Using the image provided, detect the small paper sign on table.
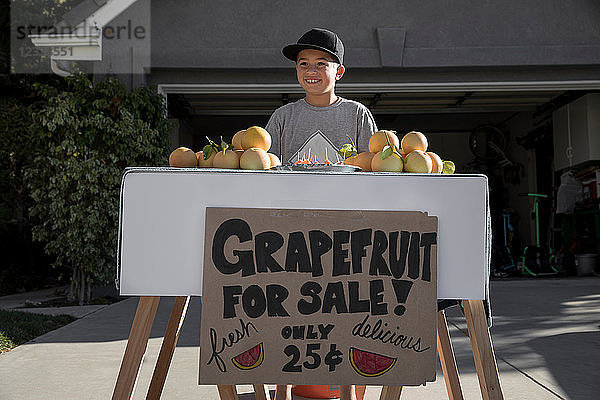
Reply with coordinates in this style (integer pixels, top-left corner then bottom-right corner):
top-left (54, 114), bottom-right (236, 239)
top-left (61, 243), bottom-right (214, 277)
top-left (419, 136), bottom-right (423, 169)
top-left (199, 207), bottom-right (438, 386)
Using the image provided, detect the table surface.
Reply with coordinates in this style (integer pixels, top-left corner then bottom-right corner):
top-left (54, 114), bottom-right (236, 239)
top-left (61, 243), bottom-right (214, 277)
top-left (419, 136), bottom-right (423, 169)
top-left (118, 168), bottom-right (489, 299)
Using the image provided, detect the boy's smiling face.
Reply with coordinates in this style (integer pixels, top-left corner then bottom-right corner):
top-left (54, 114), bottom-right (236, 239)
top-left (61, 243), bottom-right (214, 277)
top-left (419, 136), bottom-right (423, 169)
top-left (296, 49), bottom-right (345, 98)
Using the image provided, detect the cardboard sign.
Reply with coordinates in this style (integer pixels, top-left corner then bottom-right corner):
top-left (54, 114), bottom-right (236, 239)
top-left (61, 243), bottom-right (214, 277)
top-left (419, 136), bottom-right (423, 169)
top-left (199, 207), bottom-right (438, 386)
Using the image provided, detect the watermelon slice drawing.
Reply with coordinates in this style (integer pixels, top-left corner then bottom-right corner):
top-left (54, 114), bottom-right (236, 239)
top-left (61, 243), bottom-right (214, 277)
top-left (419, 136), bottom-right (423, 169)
top-left (349, 347), bottom-right (396, 377)
top-left (231, 342), bottom-right (264, 370)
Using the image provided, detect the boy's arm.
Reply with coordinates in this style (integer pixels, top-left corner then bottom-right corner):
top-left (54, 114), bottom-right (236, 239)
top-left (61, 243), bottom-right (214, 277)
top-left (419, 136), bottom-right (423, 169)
top-left (265, 110), bottom-right (283, 159)
top-left (356, 106), bottom-right (378, 152)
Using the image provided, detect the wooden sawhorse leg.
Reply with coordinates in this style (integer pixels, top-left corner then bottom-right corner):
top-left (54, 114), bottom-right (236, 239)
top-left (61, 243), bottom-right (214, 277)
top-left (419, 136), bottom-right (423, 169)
top-left (375, 309), bottom-right (464, 400)
top-left (379, 386), bottom-right (403, 400)
top-left (113, 296), bottom-right (237, 400)
top-left (376, 304), bottom-right (502, 400)
top-left (253, 384), bottom-right (271, 400)
top-left (113, 298), bottom-right (501, 400)
top-left (112, 296), bottom-right (160, 400)
top-left (463, 299), bottom-right (504, 400)
top-left (437, 310), bottom-right (464, 400)
top-left (147, 296), bottom-right (190, 399)
top-left (355, 385), bottom-right (366, 400)
top-left (217, 385), bottom-right (239, 400)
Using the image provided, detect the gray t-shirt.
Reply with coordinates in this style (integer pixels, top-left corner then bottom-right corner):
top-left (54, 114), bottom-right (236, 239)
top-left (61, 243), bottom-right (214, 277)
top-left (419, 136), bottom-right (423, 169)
top-left (265, 97), bottom-right (378, 163)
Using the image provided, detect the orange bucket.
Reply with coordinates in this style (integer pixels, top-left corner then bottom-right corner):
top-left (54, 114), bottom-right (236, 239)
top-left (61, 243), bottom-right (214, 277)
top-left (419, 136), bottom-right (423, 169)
top-left (292, 385), bottom-right (340, 399)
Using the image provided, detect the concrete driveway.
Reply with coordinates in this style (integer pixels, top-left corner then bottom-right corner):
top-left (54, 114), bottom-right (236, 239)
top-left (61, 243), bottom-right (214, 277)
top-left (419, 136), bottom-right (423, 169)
top-left (0, 277), bottom-right (598, 399)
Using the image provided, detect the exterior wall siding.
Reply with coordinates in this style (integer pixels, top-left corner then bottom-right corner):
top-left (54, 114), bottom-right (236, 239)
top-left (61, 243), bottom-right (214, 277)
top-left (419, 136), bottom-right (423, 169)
top-left (150, 0), bottom-right (600, 69)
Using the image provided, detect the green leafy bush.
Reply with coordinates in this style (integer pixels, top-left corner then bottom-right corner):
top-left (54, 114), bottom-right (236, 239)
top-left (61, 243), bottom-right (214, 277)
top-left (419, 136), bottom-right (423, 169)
top-left (25, 73), bottom-right (170, 304)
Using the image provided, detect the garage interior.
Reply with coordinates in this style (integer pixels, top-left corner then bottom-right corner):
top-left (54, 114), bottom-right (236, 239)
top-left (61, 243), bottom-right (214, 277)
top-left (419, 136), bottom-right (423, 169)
top-left (166, 87), bottom-right (598, 276)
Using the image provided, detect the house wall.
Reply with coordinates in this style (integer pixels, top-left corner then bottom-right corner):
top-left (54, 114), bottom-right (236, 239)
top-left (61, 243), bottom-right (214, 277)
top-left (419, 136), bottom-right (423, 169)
top-left (93, 0), bottom-right (151, 82)
top-left (150, 0), bottom-right (600, 69)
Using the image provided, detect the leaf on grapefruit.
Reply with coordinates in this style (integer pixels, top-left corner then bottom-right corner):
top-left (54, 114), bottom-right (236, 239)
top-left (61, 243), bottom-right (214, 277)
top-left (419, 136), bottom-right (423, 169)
top-left (231, 342), bottom-right (264, 370)
top-left (349, 347), bottom-right (396, 377)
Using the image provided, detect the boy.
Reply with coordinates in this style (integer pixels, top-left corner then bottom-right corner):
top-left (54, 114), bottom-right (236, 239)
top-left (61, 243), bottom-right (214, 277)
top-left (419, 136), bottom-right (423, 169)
top-left (270, 27), bottom-right (371, 400)
top-left (266, 28), bottom-right (377, 164)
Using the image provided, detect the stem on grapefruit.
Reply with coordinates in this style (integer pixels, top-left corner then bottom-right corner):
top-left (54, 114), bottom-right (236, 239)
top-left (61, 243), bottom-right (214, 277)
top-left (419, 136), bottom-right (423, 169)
top-left (346, 134), bottom-right (358, 154)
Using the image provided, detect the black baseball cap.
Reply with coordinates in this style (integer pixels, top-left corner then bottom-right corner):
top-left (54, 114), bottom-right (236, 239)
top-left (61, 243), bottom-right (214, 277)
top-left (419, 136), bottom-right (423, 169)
top-left (282, 28), bottom-right (344, 64)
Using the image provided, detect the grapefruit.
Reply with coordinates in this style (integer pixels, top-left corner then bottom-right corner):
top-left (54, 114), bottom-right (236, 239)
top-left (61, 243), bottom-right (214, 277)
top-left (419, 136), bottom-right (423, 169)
top-left (442, 160), bottom-right (456, 174)
top-left (196, 150), bottom-right (216, 167)
top-left (242, 126), bottom-right (271, 151)
top-left (344, 155), bottom-right (357, 166)
top-left (369, 130), bottom-right (400, 153)
top-left (232, 129), bottom-right (245, 150)
top-left (231, 342), bottom-right (264, 370)
top-left (349, 347), bottom-right (396, 377)
top-left (401, 131), bottom-right (428, 153)
top-left (371, 147), bottom-right (403, 172)
top-left (404, 150), bottom-right (433, 173)
top-left (427, 152), bottom-right (443, 173)
top-left (212, 149), bottom-right (240, 169)
top-left (169, 147), bottom-right (197, 168)
top-left (268, 153), bottom-right (281, 167)
top-left (240, 148), bottom-right (271, 170)
top-left (354, 152), bottom-right (375, 172)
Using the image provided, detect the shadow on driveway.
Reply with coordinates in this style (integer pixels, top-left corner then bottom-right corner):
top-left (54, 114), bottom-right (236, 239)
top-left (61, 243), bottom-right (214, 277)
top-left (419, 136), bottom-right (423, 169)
top-left (526, 331), bottom-right (600, 400)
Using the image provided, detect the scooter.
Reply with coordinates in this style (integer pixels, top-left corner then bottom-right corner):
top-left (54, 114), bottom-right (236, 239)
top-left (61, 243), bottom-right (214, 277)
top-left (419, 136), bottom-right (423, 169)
top-left (520, 193), bottom-right (559, 277)
top-left (492, 210), bottom-right (519, 278)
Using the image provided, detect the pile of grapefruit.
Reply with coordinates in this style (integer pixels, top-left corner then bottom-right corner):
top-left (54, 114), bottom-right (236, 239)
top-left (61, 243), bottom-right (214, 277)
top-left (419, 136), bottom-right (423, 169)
top-left (169, 127), bottom-right (454, 174)
top-left (168, 126), bottom-right (281, 170)
top-left (344, 130), bottom-right (455, 174)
